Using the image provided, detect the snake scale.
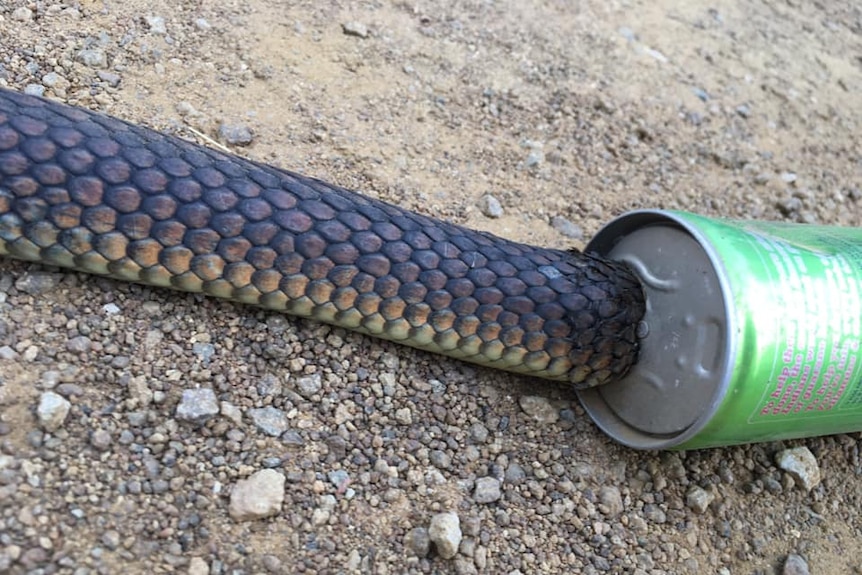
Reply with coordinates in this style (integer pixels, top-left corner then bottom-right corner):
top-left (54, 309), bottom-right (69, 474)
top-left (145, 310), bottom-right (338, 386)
top-left (0, 88), bottom-right (645, 388)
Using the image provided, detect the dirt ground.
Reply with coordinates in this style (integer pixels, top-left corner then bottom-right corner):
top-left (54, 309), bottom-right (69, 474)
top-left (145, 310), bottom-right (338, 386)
top-left (1, 0), bottom-right (861, 573)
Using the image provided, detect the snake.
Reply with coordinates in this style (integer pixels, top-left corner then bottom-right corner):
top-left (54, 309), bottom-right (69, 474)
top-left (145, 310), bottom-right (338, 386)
top-left (0, 88), bottom-right (645, 388)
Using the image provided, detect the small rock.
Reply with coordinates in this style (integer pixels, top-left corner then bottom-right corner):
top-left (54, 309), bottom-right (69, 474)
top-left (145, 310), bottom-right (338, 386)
top-left (551, 216), bottom-right (584, 240)
top-left (643, 503), bottom-right (667, 523)
top-left (478, 195), bottom-right (503, 218)
top-left (220, 401), bottom-right (242, 425)
top-left (430, 450), bottom-right (451, 469)
top-left (101, 530), bottom-right (121, 550)
top-left (218, 123), bottom-right (254, 146)
top-left (12, 7), bottom-right (33, 21)
top-left (395, 407), bottom-right (413, 425)
top-left (598, 486), bottom-right (624, 516)
top-left (469, 422), bottom-right (489, 443)
top-left (188, 557), bottom-right (209, 575)
top-left (77, 48), bottom-right (106, 68)
top-left (15, 272), bottom-right (59, 295)
top-left (90, 429), bottom-right (112, 451)
top-left (311, 494), bottom-right (336, 526)
top-left (41, 72), bottom-right (69, 89)
top-left (504, 462), bottom-right (526, 484)
top-left (518, 395), bottom-right (559, 424)
top-left (776, 447), bottom-right (821, 491)
top-left (194, 18), bottom-right (211, 31)
top-left (685, 486), bottom-right (715, 514)
top-left (783, 554), bottom-right (809, 575)
top-left (780, 172), bottom-right (798, 184)
top-left (0, 346), bottom-right (19, 360)
top-left (66, 336), bottom-right (92, 353)
top-left (692, 87), bottom-right (709, 102)
top-left (37, 392), bottom-right (71, 432)
top-left (328, 469), bottom-right (350, 488)
top-left (97, 71), bottom-right (122, 87)
top-left (23, 84), bottom-right (45, 97)
top-left (175, 388), bottom-right (220, 424)
top-left (342, 21), bottom-right (369, 38)
top-left (145, 15), bottom-right (167, 35)
top-left (248, 407), bottom-right (289, 437)
top-left (295, 373), bottom-right (322, 397)
top-left (229, 469), bottom-right (285, 521)
top-left (175, 101), bottom-right (200, 117)
top-left (473, 477), bottom-right (502, 503)
top-left (429, 512), bottom-right (461, 559)
top-left (404, 527), bottom-right (430, 557)
top-left (735, 104), bottom-right (751, 118)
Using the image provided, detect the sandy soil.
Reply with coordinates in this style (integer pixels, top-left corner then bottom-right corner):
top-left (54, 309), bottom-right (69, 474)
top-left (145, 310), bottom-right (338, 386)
top-left (0, 0), bottom-right (861, 573)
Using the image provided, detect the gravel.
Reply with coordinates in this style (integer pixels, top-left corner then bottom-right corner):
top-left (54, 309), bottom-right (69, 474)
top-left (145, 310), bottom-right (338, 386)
top-left (0, 0), bottom-right (859, 573)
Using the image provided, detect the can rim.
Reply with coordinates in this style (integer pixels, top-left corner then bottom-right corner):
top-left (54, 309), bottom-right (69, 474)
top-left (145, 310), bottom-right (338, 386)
top-left (579, 209), bottom-right (738, 449)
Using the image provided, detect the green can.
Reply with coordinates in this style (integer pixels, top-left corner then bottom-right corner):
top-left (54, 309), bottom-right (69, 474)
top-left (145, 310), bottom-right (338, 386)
top-left (579, 210), bottom-right (862, 450)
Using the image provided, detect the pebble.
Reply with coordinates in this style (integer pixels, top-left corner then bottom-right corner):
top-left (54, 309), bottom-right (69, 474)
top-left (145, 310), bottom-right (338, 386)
top-left (188, 557), bottom-right (209, 575)
top-left (395, 407), bottom-right (413, 425)
top-left (220, 401), bottom-right (243, 425)
top-left (429, 512), bottom-right (462, 559)
top-left (518, 395), bottom-right (559, 424)
top-left (551, 216), bottom-right (585, 240)
top-left (248, 407), bottom-right (289, 437)
top-left (478, 194), bottom-right (503, 218)
top-left (145, 15), bottom-right (167, 35)
top-left (598, 485), bottom-right (624, 516)
top-left (473, 477), bottom-right (502, 503)
top-left (76, 48), bottom-right (106, 68)
top-left (15, 272), bottom-right (59, 295)
top-left (504, 462), bottom-right (526, 484)
top-left (686, 486), bottom-right (715, 514)
top-left (0, 346), bottom-right (18, 360)
top-left (97, 71), bottom-right (122, 87)
top-left (66, 336), bottom-right (92, 353)
top-left (776, 447), bottom-right (821, 491)
top-left (342, 21), bottom-right (369, 38)
top-left (218, 123), bottom-right (254, 146)
top-left (783, 554), bottom-right (810, 575)
top-left (194, 18), bottom-right (211, 31)
top-left (37, 392), bottom-right (71, 432)
top-left (12, 6), bottom-right (33, 21)
top-left (328, 469), bottom-right (350, 488)
top-left (642, 504), bottom-right (667, 523)
top-left (23, 84), bottom-right (45, 97)
top-left (295, 373), bottom-right (322, 397)
top-left (404, 527), bottom-right (430, 557)
top-left (430, 450), bottom-right (452, 469)
top-left (175, 388), bottom-right (220, 425)
top-left (90, 429), bottom-right (112, 451)
top-left (229, 469), bottom-right (286, 521)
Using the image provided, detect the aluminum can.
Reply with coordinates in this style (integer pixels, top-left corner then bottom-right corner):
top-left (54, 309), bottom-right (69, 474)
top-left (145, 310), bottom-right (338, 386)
top-left (579, 210), bottom-right (862, 449)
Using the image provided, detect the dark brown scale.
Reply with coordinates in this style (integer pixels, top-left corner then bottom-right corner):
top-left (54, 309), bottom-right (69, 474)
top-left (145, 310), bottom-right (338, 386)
top-left (0, 88), bottom-right (646, 387)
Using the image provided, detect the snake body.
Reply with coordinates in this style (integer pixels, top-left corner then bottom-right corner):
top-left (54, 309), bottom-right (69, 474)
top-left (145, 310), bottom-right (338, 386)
top-left (0, 88), bottom-right (645, 388)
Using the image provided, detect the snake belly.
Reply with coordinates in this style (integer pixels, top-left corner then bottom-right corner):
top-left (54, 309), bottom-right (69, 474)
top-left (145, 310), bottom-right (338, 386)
top-left (0, 88), bottom-right (645, 388)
